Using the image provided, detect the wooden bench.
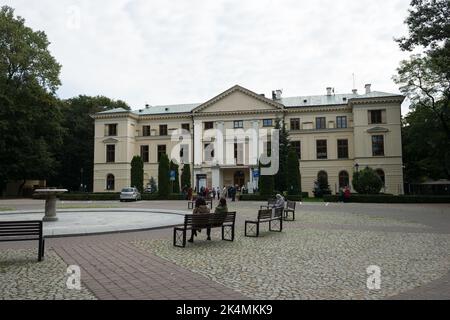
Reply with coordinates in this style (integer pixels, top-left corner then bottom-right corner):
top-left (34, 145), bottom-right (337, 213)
top-left (0, 220), bottom-right (45, 261)
top-left (283, 200), bottom-right (296, 221)
top-left (187, 198), bottom-right (213, 210)
top-left (173, 212), bottom-right (236, 247)
top-left (244, 208), bottom-right (283, 237)
top-left (259, 198), bottom-right (276, 210)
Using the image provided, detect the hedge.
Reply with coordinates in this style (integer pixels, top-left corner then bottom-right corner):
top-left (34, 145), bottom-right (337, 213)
top-left (239, 193), bottom-right (304, 201)
top-left (323, 194), bottom-right (450, 203)
top-left (59, 193), bottom-right (185, 201)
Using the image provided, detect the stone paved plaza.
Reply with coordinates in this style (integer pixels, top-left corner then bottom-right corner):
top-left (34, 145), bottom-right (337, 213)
top-left (0, 199), bottom-right (449, 300)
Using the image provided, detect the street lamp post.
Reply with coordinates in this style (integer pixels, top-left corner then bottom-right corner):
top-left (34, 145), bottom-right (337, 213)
top-left (354, 163), bottom-right (359, 172)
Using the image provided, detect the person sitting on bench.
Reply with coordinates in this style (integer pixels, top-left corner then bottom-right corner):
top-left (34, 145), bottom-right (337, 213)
top-left (188, 197), bottom-right (211, 243)
top-left (204, 197), bottom-right (229, 241)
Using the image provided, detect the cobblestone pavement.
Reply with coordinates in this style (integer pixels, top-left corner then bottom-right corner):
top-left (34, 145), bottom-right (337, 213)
top-left (0, 199), bottom-right (449, 300)
top-left (0, 249), bottom-right (95, 300)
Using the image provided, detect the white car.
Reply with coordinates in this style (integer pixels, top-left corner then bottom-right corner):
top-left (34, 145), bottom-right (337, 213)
top-left (120, 187), bottom-right (141, 202)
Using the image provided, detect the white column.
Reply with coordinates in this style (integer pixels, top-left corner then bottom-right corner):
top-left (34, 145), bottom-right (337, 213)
top-left (251, 120), bottom-right (259, 166)
top-left (216, 121), bottom-right (225, 165)
top-left (212, 166), bottom-right (220, 190)
top-left (194, 120), bottom-right (202, 165)
top-left (248, 167), bottom-right (254, 194)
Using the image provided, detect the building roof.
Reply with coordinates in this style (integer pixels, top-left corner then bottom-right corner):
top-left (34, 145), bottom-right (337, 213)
top-left (95, 88), bottom-right (403, 116)
top-left (281, 91), bottom-right (402, 108)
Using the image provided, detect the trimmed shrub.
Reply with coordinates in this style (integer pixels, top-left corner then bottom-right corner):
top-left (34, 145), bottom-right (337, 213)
top-left (323, 194), bottom-right (450, 203)
top-left (158, 153), bottom-right (170, 198)
top-left (286, 149), bottom-right (301, 196)
top-left (131, 156), bottom-right (144, 193)
top-left (59, 193), bottom-right (120, 201)
top-left (352, 167), bottom-right (383, 194)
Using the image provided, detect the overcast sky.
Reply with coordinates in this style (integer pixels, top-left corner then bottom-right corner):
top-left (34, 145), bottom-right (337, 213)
top-left (6, 0), bottom-right (413, 113)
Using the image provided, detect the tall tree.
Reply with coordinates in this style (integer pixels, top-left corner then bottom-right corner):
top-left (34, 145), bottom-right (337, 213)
top-left (170, 160), bottom-right (180, 193)
top-left (394, 0), bottom-right (450, 182)
top-left (131, 156), bottom-right (144, 193)
top-left (274, 118), bottom-right (290, 192)
top-left (48, 95), bottom-right (129, 191)
top-left (258, 161), bottom-right (274, 197)
top-left (158, 153), bottom-right (170, 198)
top-left (181, 164), bottom-right (191, 189)
top-left (0, 6), bottom-right (63, 194)
top-left (286, 149), bottom-right (301, 195)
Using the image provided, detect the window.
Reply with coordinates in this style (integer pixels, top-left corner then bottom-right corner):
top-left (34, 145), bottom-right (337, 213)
top-left (204, 143), bottom-right (214, 161)
top-left (263, 119), bottom-right (273, 127)
top-left (265, 141), bottom-right (272, 157)
top-left (315, 117), bottom-right (326, 129)
top-left (372, 135), bottom-right (384, 156)
top-left (317, 171), bottom-right (329, 187)
top-left (234, 120), bottom-right (243, 129)
top-left (336, 116), bottom-right (347, 128)
top-left (337, 139), bottom-right (349, 159)
top-left (180, 144), bottom-right (189, 162)
top-left (290, 118), bottom-right (300, 130)
top-left (157, 145), bottom-right (166, 162)
top-left (369, 110), bottom-right (383, 124)
top-left (234, 143), bottom-right (244, 164)
top-left (142, 125), bottom-right (151, 137)
top-left (339, 171), bottom-right (349, 188)
top-left (106, 174), bottom-right (115, 190)
top-left (204, 122), bottom-right (214, 130)
top-left (106, 124), bottom-right (117, 136)
top-left (140, 145), bottom-right (149, 162)
top-left (291, 141), bottom-right (301, 159)
top-left (106, 145), bottom-right (115, 163)
top-left (159, 124), bottom-right (168, 136)
top-left (181, 123), bottom-right (190, 132)
top-left (376, 169), bottom-right (385, 186)
top-left (316, 140), bottom-right (327, 159)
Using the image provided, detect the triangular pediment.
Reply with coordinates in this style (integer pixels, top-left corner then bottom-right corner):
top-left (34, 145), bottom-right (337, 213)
top-left (192, 85), bottom-right (284, 114)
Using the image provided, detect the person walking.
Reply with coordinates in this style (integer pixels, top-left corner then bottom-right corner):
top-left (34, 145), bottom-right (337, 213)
top-left (216, 186), bottom-right (221, 200)
top-left (188, 197), bottom-right (211, 243)
top-left (344, 186), bottom-right (351, 203)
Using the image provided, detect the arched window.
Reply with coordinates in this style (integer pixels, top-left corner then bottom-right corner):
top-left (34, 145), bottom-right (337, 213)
top-left (317, 171), bottom-right (328, 182)
top-left (339, 171), bottom-right (349, 188)
top-left (376, 169), bottom-right (385, 186)
top-left (106, 174), bottom-right (115, 191)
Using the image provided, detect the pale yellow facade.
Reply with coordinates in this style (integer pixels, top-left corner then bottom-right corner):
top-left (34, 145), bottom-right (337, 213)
top-left (92, 85), bottom-right (405, 196)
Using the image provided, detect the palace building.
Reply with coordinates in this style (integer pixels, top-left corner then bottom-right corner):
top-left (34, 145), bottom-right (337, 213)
top-left (92, 84), bottom-right (405, 196)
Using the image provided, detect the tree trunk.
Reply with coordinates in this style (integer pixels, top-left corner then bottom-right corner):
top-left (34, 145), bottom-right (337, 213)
top-left (17, 179), bottom-right (26, 197)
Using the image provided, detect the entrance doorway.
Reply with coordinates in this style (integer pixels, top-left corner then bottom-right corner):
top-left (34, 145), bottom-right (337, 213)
top-left (234, 171), bottom-right (245, 187)
top-left (196, 174), bottom-right (207, 192)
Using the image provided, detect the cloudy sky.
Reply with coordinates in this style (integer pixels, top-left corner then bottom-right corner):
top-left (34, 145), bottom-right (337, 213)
top-left (6, 0), bottom-right (413, 113)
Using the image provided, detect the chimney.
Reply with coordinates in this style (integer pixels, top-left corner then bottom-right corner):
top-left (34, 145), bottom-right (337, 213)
top-left (352, 89), bottom-right (358, 95)
top-left (272, 89), bottom-right (282, 100)
top-left (326, 87), bottom-right (332, 96)
top-left (365, 84), bottom-right (371, 94)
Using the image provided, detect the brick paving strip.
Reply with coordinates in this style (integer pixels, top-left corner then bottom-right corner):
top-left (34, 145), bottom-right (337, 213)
top-left (51, 235), bottom-right (247, 300)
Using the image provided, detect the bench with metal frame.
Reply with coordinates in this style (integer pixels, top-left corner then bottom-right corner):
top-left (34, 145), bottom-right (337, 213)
top-left (0, 220), bottom-right (45, 261)
top-left (283, 200), bottom-right (296, 221)
top-left (244, 208), bottom-right (283, 237)
top-left (187, 198), bottom-right (213, 210)
top-left (173, 212), bottom-right (236, 247)
top-left (259, 198), bottom-right (276, 210)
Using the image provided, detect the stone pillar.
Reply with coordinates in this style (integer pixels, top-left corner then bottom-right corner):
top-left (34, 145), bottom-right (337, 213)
top-left (251, 120), bottom-right (259, 166)
top-left (248, 167), bottom-right (254, 194)
top-left (211, 166), bottom-right (221, 191)
top-left (43, 195), bottom-right (58, 221)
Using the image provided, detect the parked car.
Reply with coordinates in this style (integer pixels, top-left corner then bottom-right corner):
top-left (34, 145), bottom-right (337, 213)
top-left (120, 187), bottom-right (141, 202)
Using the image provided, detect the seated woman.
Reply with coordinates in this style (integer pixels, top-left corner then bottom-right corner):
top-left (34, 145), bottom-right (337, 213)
top-left (206, 197), bottom-right (228, 240)
top-left (188, 197), bottom-right (210, 243)
top-left (274, 194), bottom-right (285, 209)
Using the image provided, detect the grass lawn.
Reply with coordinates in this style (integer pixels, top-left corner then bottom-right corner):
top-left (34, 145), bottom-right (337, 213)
top-left (0, 207), bottom-right (15, 211)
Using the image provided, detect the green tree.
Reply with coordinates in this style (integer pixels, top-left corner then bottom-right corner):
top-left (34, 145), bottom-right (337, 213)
top-left (286, 149), bottom-right (301, 195)
top-left (48, 95), bottom-right (129, 191)
top-left (394, 0), bottom-right (450, 182)
top-left (181, 164), bottom-right (191, 189)
top-left (352, 167), bottom-right (383, 194)
top-left (258, 161), bottom-right (274, 197)
top-left (274, 118), bottom-right (290, 192)
top-left (158, 153), bottom-right (170, 198)
top-left (0, 6), bottom-right (63, 195)
top-left (131, 156), bottom-right (144, 193)
top-left (170, 160), bottom-right (180, 193)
